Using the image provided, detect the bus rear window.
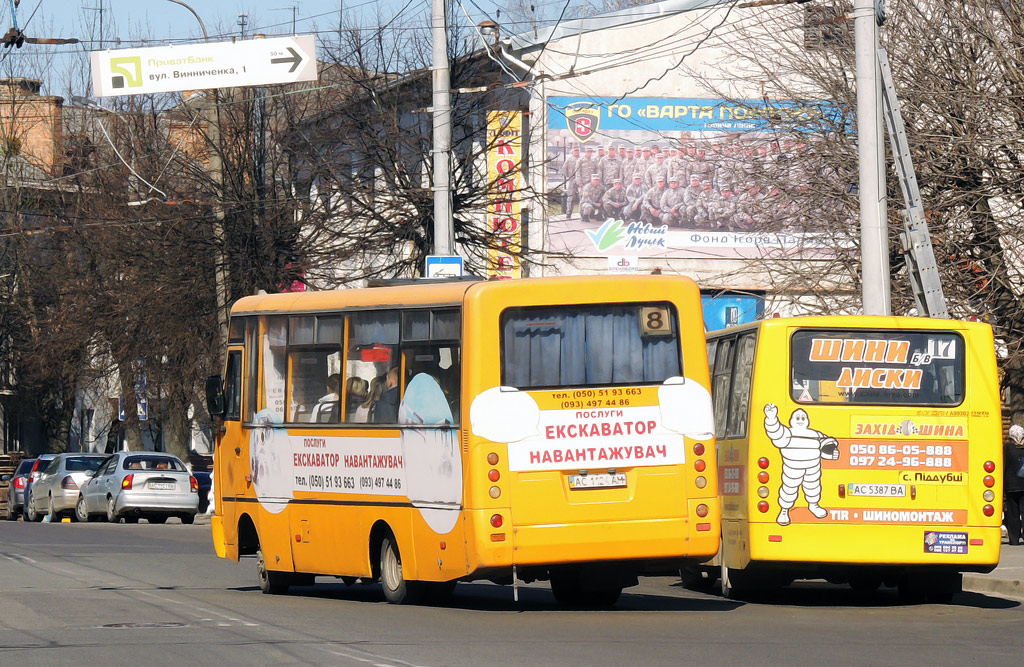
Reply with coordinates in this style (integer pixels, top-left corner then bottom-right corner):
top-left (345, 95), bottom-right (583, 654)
top-left (500, 303), bottom-right (682, 389)
top-left (790, 329), bottom-right (965, 405)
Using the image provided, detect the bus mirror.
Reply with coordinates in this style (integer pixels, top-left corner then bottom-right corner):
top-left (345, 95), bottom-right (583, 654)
top-left (206, 375), bottom-right (225, 416)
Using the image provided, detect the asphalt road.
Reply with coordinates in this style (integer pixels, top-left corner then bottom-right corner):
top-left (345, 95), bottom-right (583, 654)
top-left (1, 520), bottom-right (1022, 666)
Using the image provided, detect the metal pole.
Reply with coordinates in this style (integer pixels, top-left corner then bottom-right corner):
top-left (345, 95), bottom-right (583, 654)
top-left (854, 0), bottom-right (890, 315)
top-left (431, 0), bottom-right (453, 257)
top-left (164, 0), bottom-right (230, 346)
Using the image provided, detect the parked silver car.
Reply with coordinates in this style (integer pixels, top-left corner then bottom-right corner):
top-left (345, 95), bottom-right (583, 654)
top-left (26, 453), bottom-right (107, 521)
top-left (77, 452), bottom-right (199, 524)
top-left (23, 454), bottom-right (58, 522)
top-left (5, 458), bottom-right (35, 520)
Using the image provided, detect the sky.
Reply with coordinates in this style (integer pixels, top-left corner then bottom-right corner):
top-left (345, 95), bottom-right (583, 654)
top-left (1, 0), bottom-right (586, 95)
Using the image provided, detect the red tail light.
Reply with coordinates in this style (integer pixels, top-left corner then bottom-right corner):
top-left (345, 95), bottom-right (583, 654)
top-left (487, 469), bottom-right (500, 482)
top-left (757, 500), bottom-right (770, 513)
top-left (757, 457), bottom-right (770, 469)
top-left (983, 475), bottom-right (995, 488)
top-left (60, 476), bottom-right (77, 490)
top-left (983, 460), bottom-right (995, 473)
top-left (693, 443), bottom-right (705, 456)
top-left (490, 514), bottom-right (503, 528)
top-left (122, 474), bottom-right (134, 490)
top-left (14, 477), bottom-right (25, 489)
top-left (983, 504), bottom-right (995, 517)
top-left (694, 459), bottom-right (706, 473)
top-left (190, 476), bottom-right (198, 493)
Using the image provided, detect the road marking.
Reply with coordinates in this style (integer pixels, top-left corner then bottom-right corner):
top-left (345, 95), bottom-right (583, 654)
top-left (316, 645), bottom-right (428, 667)
top-left (0, 552), bottom-right (38, 564)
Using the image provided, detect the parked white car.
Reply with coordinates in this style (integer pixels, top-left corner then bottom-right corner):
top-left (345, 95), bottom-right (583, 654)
top-left (77, 452), bottom-right (199, 524)
top-left (26, 454), bottom-right (107, 521)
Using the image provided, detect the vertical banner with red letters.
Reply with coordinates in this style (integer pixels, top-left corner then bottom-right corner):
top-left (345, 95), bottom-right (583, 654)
top-left (487, 111), bottom-right (522, 279)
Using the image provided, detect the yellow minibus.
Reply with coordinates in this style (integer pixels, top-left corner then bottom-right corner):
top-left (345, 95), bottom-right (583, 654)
top-left (690, 315), bottom-right (1001, 602)
top-left (206, 275), bottom-right (720, 605)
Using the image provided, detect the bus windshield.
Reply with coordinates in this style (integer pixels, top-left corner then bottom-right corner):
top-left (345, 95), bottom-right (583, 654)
top-left (500, 302), bottom-right (681, 389)
top-left (790, 329), bottom-right (965, 405)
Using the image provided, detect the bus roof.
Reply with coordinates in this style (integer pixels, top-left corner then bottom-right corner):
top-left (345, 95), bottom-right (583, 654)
top-left (706, 315), bottom-right (990, 337)
top-left (230, 274), bottom-right (699, 315)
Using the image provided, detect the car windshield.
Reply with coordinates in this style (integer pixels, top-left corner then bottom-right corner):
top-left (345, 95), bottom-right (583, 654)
top-left (123, 456), bottom-right (186, 472)
top-left (66, 456), bottom-right (105, 472)
top-left (15, 459), bottom-right (35, 475)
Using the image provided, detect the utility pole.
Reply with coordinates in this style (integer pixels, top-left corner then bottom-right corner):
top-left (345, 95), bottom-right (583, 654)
top-left (854, 0), bottom-right (890, 315)
top-left (431, 0), bottom-right (453, 257)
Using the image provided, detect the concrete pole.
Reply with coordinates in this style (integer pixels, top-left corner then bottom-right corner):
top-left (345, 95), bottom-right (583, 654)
top-left (854, 0), bottom-right (890, 315)
top-left (431, 0), bottom-right (454, 257)
top-left (165, 0), bottom-right (230, 346)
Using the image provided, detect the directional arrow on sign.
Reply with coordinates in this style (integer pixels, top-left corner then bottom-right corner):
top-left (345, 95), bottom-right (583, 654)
top-left (271, 47), bottom-right (302, 73)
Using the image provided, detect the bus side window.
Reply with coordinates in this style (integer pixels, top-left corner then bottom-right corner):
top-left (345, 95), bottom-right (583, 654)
top-left (224, 350), bottom-right (242, 421)
top-left (244, 318), bottom-right (259, 423)
top-left (346, 311), bottom-right (401, 424)
top-left (712, 337), bottom-right (734, 440)
top-left (726, 333), bottom-right (756, 438)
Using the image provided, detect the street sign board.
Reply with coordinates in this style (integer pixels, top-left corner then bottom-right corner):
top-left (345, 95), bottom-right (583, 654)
top-left (425, 255), bottom-right (464, 279)
top-left (90, 35), bottom-right (317, 98)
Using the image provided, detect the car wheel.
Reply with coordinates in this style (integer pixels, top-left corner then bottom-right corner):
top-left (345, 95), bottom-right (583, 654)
top-left (26, 492), bottom-right (42, 522)
top-left (5, 498), bottom-right (14, 521)
top-left (75, 496), bottom-right (90, 523)
top-left (48, 495), bottom-right (62, 522)
top-left (257, 548), bottom-right (290, 595)
top-left (380, 533), bottom-right (423, 604)
top-left (179, 513), bottom-right (195, 525)
top-left (106, 496), bottom-right (119, 523)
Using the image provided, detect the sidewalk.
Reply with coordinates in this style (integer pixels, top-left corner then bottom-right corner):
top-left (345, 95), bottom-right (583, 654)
top-left (963, 538), bottom-right (1024, 599)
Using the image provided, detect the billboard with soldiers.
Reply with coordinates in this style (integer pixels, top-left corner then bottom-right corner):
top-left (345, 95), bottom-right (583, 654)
top-left (547, 96), bottom-right (848, 260)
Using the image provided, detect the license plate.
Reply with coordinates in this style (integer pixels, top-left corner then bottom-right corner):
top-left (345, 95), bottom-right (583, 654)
top-left (848, 483), bottom-right (906, 497)
top-left (149, 482), bottom-right (175, 490)
top-left (568, 473), bottom-right (627, 489)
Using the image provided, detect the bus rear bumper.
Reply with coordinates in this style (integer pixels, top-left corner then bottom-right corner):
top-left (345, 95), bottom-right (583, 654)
top-left (511, 516), bottom-right (719, 566)
top-left (745, 522), bottom-right (1001, 570)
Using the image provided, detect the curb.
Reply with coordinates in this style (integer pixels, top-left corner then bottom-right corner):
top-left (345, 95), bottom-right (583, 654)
top-left (963, 574), bottom-right (1024, 600)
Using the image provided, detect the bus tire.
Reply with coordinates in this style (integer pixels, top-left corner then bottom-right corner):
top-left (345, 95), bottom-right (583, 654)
top-left (257, 548), bottom-right (290, 595)
top-left (550, 570), bottom-right (622, 607)
top-left (680, 566), bottom-right (715, 592)
top-left (380, 533), bottom-right (422, 604)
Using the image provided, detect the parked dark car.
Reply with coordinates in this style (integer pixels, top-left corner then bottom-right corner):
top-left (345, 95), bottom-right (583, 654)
top-left (5, 458), bottom-right (35, 520)
top-left (192, 471), bottom-right (212, 513)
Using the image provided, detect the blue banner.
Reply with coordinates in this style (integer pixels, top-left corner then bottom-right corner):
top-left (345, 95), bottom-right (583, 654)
top-left (549, 96), bottom-right (844, 135)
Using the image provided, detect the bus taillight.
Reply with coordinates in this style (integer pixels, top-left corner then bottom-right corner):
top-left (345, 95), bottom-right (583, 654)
top-left (693, 443), bottom-right (705, 456)
top-left (983, 475), bottom-right (995, 488)
top-left (694, 460), bottom-right (706, 473)
top-left (984, 460), bottom-right (995, 473)
top-left (695, 476), bottom-right (707, 489)
top-left (983, 505), bottom-right (995, 517)
top-left (983, 490), bottom-right (995, 502)
top-left (489, 486), bottom-right (501, 499)
top-left (488, 469), bottom-right (500, 482)
top-left (757, 471), bottom-right (769, 484)
top-left (490, 514), bottom-right (503, 528)
top-left (757, 500), bottom-right (770, 513)
top-left (757, 457), bottom-right (770, 469)
top-left (696, 504), bottom-right (708, 517)
top-left (487, 452), bottom-right (499, 465)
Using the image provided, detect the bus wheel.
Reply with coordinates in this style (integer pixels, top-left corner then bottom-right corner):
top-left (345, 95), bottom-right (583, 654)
top-left (849, 573), bottom-right (882, 593)
top-left (550, 571), bottom-right (622, 607)
top-left (380, 534), bottom-right (422, 604)
top-left (680, 567), bottom-right (715, 592)
top-left (257, 548), bottom-right (290, 595)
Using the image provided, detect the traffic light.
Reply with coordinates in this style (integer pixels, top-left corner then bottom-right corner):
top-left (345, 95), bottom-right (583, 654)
top-left (2, 27), bottom-right (24, 49)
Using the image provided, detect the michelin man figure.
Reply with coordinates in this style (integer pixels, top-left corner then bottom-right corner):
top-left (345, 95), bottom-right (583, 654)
top-left (764, 403), bottom-right (840, 526)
